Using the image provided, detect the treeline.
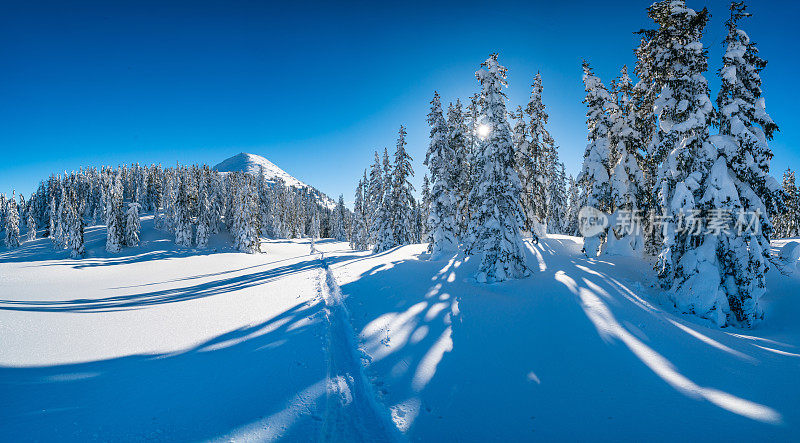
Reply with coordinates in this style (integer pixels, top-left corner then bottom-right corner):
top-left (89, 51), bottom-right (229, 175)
top-left (775, 168), bottom-right (800, 238)
top-left (0, 164), bottom-right (350, 256)
top-left (573, 0), bottom-right (783, 327)
top-left (345, 0), bottom-right (789, 327)
top-left (348, 73), bottom-right (572, 257)
top-left (347, 53), bottom-right (554, 283)
top-left (0, 0), bottom-right (793, 329)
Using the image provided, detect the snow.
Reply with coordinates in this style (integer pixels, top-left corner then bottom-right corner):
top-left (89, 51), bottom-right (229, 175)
top-left (3, 220), bottom-right (800, 440)
top-left (320, 235), bottom-right (800, 440)
top-left (777, 240), bottom-right (800, 275)
top-left (215, 152), bottom-right (304, 189)
top-left (1, 217), bottom-right (330, 441)
top-left (214, 152), bottom-right (336, 209)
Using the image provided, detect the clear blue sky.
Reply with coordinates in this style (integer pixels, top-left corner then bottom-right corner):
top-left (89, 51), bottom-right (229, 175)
top-left (2, 0), bottom-right (798, 203)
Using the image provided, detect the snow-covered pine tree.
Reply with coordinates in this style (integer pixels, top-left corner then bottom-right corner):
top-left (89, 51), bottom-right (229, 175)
top-left (512, 105), bottom-right (534, 236)
top-left (47, 195), bottom-right (57, 242)
top-left (425, 92), bottom-right (458, 258)
top-left (196, 182), bottom-right (212, 248)
top-left (125, 202), bottom-right (141, 247)
top-left (471, 54), bottom-right (530, 283)
top-left (564, 175), bottom-right (583, 235)
top-left (331, 194), bottom-right (347, 241)
top-left (105, 173), bottom-right (124, 253)
top-left (367, 152), bottom-right (383, 246)
top-left (165, 170), bottom-right (180, 233)
top-left (520, 72), bottom-right (556, 238)
top-left (700, 0), bottom-right (781, 326)
top-left (391, 126), bottom-right (415, 245)
top-left (578, 60), bottom-right (613, 256)
top-left (351, 178), bottom-right (368, 251)
top-left (546, 160), bottom-right (568, 234)
top-left (4, 192), bottom-right (21, 248)
top-left (420, 174), bottom-right (431, 245)
top-left (54, 185), bottom-right (67, 249)
top-left (0, 194), bottom-right (5, 236)
top-left (411, 200), bottom-right (423, 244)
top-left (286, 193), bottom-right (301, 239)
top-left (608, 65), bottom-right (646, 255)
top-left (231, 175), bottom-right (260, 253)
top-left (458, 94), bottom-right (481, 242)
top-left (446, 99), bottom-right (469, 241)
top-left (301, 194), bottom-right (312, 238)
top-left (310, 204), bottom-right (320, 253)
top-left (359, 169), bottom-right (371, 245)
top-left (65, 193), bottom-right (85, 258)
top-left (26, 212), bottom-right (36, 241)
top-left (271, 181), bottom-right (287, 239)
top-left (374, 148), bottom-right (397, 253)
top-left (210, 171), bottom-right (224, 235)
top-left (776, 168), bottom-right (799, 238)
top-left (173, 171), bottom-right (193, 248)
top-left (15, 195), bottom-right (24, 231)
top-left (647, 1), bottom-right (741, 326)
top-left (634, 16), bottom-right (667, 255)
top-left (253, 166), bottom-right (267, 238)
top-left (717, 0), bottom-right (781, 221)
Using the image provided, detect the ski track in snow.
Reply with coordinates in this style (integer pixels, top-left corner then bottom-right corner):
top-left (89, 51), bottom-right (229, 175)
top-left (319, 235), bottom-right (800, 441)
top-left (3, 225), bottom-right (800, 441)
top-left (317, 250), bottom-right (404, 443)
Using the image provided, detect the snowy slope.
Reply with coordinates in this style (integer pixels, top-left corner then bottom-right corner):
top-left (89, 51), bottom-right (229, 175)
top-left (215, 152), bottom-right (305, 188)
top-left (214, 152), bottom-right (336, 209)
top-left (0, 218), bottom-right (332, 441)
top-left (0, 220), bottom-right (399, 441)
top-left (3, 227), bottom-right (800, 440)
top-left (318, 236), bottom-right (800, 441)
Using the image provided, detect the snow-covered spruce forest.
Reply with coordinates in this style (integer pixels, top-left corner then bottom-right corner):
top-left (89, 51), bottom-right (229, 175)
top-left (0, 162), bottom-right (350, 255)
top-left (2, 1), bottom-right (800, 440)
top-left (4, 0), bottom-right (789, 326)
top-left (344, 0), bottom-right (797, 328)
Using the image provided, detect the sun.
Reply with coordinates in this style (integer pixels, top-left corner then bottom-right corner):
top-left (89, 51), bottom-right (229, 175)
top-left (477, 123), bottom-right (491, 139)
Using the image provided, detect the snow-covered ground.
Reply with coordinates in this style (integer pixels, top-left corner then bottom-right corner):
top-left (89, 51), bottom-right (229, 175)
top-left (2, 223), bottom-right (800, 441)
top-left (1, 218), bottom-right (332, 441)
top-left (321, 236), bottom-right (800, 440)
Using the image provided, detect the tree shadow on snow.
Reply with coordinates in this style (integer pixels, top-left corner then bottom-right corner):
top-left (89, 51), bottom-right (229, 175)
top-left (0, 300), bottom-right (328, 442)
top-left (532, 237), bottom-right (792, 432)
top-left (328, 238), bottom-right (797, 439)
top-left (328, 247), bottom-right (466, 435)
top-left (0, 217), bottom-right (237, 268)
top-left (0, 257), bottom-right (324, 313)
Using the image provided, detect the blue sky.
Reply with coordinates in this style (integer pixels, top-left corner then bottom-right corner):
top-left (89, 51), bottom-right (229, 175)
top-left (1, 0), bottom-right (798, 202)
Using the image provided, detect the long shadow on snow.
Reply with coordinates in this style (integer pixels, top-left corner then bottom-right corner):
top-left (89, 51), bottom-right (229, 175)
top-left (106, 255), bottom-right (306, 290)
top-left (1, 216), bottom-right (241, 268)
top-left (328, 246), bottom-right (465, 435)
top-left (0, 258), bottom-right (323, 313)
top-left (533, 238), bottom-right (789, 431)
top-left (329, 238), bottom-right (793, 439)
top-left (0, 300), bottom-right (328, 442)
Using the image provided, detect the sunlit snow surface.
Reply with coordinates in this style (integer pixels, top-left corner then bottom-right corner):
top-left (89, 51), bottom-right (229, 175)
top-left (2, 221), bottom-right (800, 441)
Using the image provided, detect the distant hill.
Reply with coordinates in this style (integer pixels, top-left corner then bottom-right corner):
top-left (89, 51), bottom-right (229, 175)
top-left (214, 152), bottom-right (336, 209)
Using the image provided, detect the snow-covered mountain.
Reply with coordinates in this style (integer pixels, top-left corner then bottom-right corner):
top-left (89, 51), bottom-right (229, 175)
top-left (214, 152), bottom-right (336, 209)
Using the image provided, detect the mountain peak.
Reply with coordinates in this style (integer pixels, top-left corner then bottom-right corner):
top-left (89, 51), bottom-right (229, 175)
top-left (213, 152), bottom-right (335, 208)
top-left (214, 152), bottom-right (304, 189)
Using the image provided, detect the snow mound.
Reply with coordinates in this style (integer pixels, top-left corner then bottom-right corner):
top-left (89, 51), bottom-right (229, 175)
top-left (214, 152), bottom-right (336, 209)
top-left (779, 241), bottom-right (800, 274)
